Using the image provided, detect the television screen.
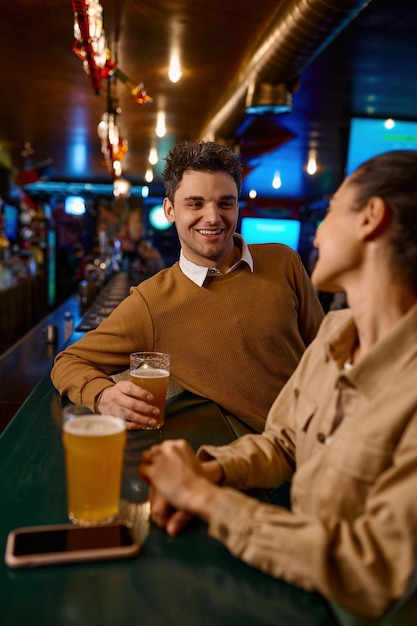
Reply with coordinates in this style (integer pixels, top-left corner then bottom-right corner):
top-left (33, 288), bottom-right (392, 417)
top-left (65, 196), bottom-right (86, 216)
top-left (240, 217), bottom-right (301, 251)
top-left (4, 204), bottom-right (19, 240)
top-left (346, 117), bottom-right (417, 175)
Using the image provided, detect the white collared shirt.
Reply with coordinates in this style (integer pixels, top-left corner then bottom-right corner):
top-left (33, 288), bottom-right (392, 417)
top-left (179, 234), bottom-right (254, 286)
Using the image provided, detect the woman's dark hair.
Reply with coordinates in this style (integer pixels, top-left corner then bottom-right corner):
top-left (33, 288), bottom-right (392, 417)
top-left (349, 150), bottom-right (417, 290)
top-left (162, 140), bottom-right (243, 202)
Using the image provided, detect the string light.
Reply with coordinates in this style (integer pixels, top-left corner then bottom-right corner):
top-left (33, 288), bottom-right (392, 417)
top-left (113, 177), bottom-right (131, 197)
top-left (113, 160), bottom-right (122, 177)
top-left (97, 110), bottom-right (128, 177)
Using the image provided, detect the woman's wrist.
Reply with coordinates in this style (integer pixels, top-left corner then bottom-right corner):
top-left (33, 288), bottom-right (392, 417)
top-left (202, 459), bottom-right (225, 485)
top-left (183, 460), bottom-right (224, 522)
top-left (188, 477), bottom-right (220, 523)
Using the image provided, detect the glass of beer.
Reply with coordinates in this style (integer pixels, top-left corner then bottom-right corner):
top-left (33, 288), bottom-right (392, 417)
top-left (62, 405), bottom-right (126, 526)
top-left (130, 351), bottom-right (170, 429)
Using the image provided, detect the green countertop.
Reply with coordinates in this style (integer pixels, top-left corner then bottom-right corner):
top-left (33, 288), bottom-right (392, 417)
top-left (1, 376), bottom-right (416, 625)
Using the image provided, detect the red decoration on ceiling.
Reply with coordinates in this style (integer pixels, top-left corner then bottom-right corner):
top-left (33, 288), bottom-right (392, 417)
top-left (14, 157), bottom-right (53, 188)
top-left (103, 59), bottom-right (153, 106)
top-left (71, 0), bottom-right (152, 178)
top-left (241, 163), bottom-right (256, 179)
top-left (71, 0), bottom-right (152, 104)
top-left (238, 117), bottom-right (296, 161)
top-left (71, 0), bottom-right (103, 94)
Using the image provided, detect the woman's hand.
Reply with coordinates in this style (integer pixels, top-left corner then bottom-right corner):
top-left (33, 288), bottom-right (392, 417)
top-left (147, 484), bottom-right (193, 536)
top-left (139, 439), bottom-right (222, 534)
top-left (97, 381), bottom-right (160, 429)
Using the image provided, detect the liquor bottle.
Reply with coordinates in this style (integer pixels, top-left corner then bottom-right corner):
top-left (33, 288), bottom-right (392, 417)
top-left (64, 311), bottom-right (75, 342)
top-left (0, 214), bottom-right (10, 260)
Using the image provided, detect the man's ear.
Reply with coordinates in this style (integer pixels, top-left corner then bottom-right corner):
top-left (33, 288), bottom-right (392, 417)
top-left (163, 197), bottom-right (175, 223)
top-left (359, 196), bottom-right (391, 241)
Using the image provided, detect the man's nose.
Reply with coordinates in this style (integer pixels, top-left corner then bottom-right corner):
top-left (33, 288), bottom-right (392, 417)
top-left (204, 203), bottom-right (221, 222)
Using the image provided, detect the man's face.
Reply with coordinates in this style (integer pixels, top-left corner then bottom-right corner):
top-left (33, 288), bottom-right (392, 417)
top-left (163, 170), bottom-right (239, 269)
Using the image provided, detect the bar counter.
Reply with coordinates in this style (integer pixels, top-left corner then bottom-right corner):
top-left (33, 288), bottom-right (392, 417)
top-left (0, 271), bottom-right (131, 432)
top-left (2, 373), bottom-right (417, 625)
top-left (0, 293), bottom-right (84, 431)
top-left (0, 274), bottom-right (47, 355)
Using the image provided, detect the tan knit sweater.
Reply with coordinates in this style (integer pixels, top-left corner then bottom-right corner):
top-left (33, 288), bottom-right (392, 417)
top-left (51, 244), bottom-right (324, 431)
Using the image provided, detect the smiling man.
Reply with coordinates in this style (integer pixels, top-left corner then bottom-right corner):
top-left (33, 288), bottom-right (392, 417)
top-left (51, 141), bottom-right (324, 432)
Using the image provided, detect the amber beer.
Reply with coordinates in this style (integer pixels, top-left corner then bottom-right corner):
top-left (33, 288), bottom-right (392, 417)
top-left (63, 415), bottom-right (126, 525)
top-left (130, 352), bottom-right (170, 429)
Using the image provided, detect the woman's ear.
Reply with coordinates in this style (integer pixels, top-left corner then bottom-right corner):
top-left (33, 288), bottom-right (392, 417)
top-left (163, 197), bottom-right (175, 223)
top-left (359, 196), bottom-right (391, 241)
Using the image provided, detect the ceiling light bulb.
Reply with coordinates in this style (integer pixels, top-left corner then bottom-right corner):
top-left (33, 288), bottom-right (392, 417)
top-left (249, 189), bottom-right (257, 199)
top-left (145, 167), bottom-right (154, 182)
top-left (307, 150), bottom-right (317, 176)
top-left (168, 51), bottom-right (182, 83)
top-left (272, 171), bottom-right (282, 189)
top-left (156, 112), bottom-right (166, 138)
top-left (149, 147), bottom-right (158, 165)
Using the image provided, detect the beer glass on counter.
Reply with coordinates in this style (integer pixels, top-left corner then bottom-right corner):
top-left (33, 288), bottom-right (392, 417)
top-left (130, 352), bottom-right (170, 429)
top-left (62, 405), bottom-right (126, 525)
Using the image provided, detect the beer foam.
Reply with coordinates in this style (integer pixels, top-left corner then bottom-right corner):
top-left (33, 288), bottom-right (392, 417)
top-left (63, 415), bottom-right (125, 436)
top-left (131, 368), bottom-right (169, 378)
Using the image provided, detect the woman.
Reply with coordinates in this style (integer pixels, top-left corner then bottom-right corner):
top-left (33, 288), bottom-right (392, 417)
top-left (139, 150), bottom-right (417, 618)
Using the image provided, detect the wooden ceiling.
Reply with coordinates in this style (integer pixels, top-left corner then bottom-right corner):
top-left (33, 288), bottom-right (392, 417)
top-left (1, 0), bottom-right (417, 200)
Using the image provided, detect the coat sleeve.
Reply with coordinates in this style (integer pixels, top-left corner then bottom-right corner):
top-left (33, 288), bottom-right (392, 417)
top-left (50, 288), bottom-right (155, 408)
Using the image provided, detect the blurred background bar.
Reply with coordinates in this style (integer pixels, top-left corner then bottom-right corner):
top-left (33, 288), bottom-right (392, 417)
top-left (1, 0), bottom-right (416, 428)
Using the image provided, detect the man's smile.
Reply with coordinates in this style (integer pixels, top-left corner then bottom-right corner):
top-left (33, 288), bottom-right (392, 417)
top-left (196, 229), bottom-right (224, 236)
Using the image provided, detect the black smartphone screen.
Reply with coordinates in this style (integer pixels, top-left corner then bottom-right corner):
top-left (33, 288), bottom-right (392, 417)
top-left (12, 524), bottom-right (134, 556)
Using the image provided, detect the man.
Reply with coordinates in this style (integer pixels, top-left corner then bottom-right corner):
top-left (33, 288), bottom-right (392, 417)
top-left (51, 141), bottom-right (323, 431)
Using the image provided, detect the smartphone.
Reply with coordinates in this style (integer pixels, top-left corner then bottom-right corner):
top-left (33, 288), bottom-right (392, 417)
top-left (5, 522), bottom-right (140, 568)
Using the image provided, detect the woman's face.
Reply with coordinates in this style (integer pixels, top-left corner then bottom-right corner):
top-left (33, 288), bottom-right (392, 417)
top-left (312, 177), bottom-right (366, 293)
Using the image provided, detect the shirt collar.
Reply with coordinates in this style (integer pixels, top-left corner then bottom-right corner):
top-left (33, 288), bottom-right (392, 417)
top-left (324, 312), bottom-right (359, 369)
top-left (179, 233), bottom-right (254, 286)
top-left (324, 303), bottom-right (417, 397)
